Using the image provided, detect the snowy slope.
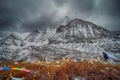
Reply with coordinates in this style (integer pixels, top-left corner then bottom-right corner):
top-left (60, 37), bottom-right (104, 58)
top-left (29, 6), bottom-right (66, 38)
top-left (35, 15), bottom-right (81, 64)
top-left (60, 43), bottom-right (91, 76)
top-left (25, 29), bottom-right (41, 42)
top-left (14, 45), bottom-right (101, 62)
top-left (35, 29), bottom-right (56, 43)
top-left (25, 29), bottom-right (56, 44)
top-left (15, 32), bottom-right (30, 40)
top-left (0, 33), bottom-right (25, 47)
top-left (0, 33), bottom-right (26, 61)
top-left (113, 30), bottom-right (120, 39)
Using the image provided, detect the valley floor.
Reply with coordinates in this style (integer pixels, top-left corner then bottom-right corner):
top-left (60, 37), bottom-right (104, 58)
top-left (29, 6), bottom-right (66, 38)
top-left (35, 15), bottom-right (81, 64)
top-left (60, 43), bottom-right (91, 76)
top-left (0, 61), bottom-right (120, 80)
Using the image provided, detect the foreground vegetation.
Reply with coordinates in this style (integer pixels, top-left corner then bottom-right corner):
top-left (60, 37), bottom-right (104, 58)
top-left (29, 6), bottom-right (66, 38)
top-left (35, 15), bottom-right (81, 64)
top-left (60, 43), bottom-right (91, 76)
top-left (0, 60), bottom-right (120, 80)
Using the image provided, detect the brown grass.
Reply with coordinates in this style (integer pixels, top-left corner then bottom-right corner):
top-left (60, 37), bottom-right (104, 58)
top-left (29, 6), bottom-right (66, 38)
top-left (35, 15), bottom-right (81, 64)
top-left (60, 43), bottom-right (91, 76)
top-left (0, 61), bottom-right (120, 80)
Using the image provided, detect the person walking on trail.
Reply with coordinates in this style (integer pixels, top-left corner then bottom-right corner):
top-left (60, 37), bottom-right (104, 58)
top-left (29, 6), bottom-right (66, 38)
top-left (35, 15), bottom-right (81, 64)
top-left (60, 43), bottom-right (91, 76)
top-left (102, 52), bottom-right (109, 61)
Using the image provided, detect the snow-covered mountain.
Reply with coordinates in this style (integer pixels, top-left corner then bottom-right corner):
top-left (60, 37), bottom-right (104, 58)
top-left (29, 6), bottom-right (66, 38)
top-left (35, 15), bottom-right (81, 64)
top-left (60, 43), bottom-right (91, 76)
top-left (49, 18), bottom-right (113, 44)
top-left (25, 29), bottom-right (40, 42)
top-left (25, 29), bottom-right (56, 44)
top-left (113, 30), bottom-right (120, 38)
top-left (0, 33), bottom-right (25, 47)
top-left (15, 32), bottom-right (30, 40)
top-left (0, 33), bottom-right (26, 61)
top-left (60, 16), bottom-right (70, 26)
top-left (18, 45), bottom-right (101, 62)
top-left (0, 17), bottom-right (120, 63)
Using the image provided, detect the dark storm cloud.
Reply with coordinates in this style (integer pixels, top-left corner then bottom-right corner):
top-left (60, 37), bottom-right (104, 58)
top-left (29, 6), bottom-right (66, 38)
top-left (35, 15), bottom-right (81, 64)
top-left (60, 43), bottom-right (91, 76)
top-left (54, 0), bottom-right (67, 6)
top-left (102, 0), bottom-right (120, 17)
top-left (0, 0), bottom-right (48, 31)
top-left (22, 14), bottom-right (59, 31)
top-left (53, 0), bottom-right (120, 31)
top-left (70, 0), bottom-right (94, 12)
top-left (94, 0), bottom-right (120, 30)
top-left (0, 0), bottom-right (120, 37)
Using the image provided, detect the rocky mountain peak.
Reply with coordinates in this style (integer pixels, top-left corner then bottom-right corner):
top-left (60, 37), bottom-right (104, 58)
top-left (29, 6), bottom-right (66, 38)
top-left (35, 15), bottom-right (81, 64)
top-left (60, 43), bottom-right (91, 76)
top-left (54, 18), bottom-right (113, 44)
top-left (60, 16), bottom-right (70, 26)
top-left (32, 29), bottom-right (40, 34)
top-left (0, 33), bottom-right (24, 46)
top-left (25, 29), bottom-right (41, 42)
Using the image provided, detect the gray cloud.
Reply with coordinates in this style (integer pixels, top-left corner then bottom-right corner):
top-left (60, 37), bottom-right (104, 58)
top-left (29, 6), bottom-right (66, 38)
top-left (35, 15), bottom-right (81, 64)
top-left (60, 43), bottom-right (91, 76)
top-left (0, 0), bottom-right (120, 37)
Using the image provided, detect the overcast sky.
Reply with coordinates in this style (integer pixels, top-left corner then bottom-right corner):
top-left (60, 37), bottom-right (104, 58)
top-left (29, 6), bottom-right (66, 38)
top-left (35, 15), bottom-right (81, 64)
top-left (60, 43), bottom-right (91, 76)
top-left (0, 0), bottom-right (120, 37)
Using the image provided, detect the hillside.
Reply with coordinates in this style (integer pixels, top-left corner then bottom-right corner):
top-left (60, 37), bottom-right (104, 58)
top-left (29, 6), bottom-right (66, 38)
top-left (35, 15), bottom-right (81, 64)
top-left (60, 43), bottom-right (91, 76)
top-left (0, 61), bottom-right (120, 80)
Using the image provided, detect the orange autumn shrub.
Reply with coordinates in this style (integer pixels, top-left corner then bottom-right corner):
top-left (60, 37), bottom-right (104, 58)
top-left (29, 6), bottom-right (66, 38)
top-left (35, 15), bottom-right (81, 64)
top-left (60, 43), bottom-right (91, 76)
top-left (0, 61), bottom-right (120, 80)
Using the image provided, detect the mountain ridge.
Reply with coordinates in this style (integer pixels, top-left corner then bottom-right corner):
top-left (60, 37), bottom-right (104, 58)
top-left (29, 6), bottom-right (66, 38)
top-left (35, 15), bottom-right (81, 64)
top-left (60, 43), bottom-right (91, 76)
top-left (0, 17), bottom-right (120, 63)
top-left (50, 18), bottom-right (113, 44)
